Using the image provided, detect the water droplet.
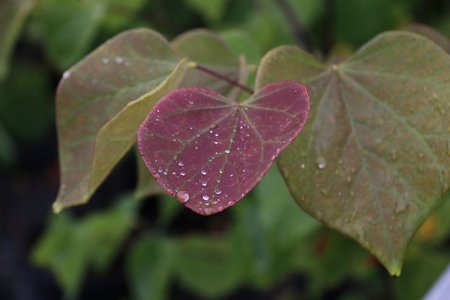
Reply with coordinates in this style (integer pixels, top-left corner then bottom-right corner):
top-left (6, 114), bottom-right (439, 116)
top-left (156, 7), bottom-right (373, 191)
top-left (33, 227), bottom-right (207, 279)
top-left (216, 178), bottom-right (221, 183)
top-left (215, 189), bottom-right (222, 195)
top-left (214, 141), bottom-right (219, 145)
top-left (158, 166), bottom-right (163, 173)
top-left (202, 195), bottom-right (210, 201)
top-left (115, 56), bottom-right (125, 64)
top-left (395, 200), bottom-right (408, 214)
top-left (201, 169), bottom-right (207, 175)
top-left (227, 201), bottom-right (235, 206)
top-left (201, 181), bottom-right (207, 187)
top-left (180, 171), bottom-right (186, 176)
top-left (62, 71), bottom-right (71, 79)
top-left (176, 191), bottom-right (190, 203)
top-left (315, 156), bottom-right (327, 169)
top-left (178, 161), bottom-right (184, 167)
top-left (219, 169), bottom-right (224, 174)
top-left (224, 149), bottom-right (231, 154)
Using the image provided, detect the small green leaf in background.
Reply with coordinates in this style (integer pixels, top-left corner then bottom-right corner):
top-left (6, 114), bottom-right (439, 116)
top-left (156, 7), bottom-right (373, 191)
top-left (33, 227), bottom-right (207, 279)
top-left (256, 31), bottom-right (450, 275)
top-left (183, 0), bottom-right (229, 23)
top-left (392, 246), bottom-right (450, 300)
top-left (101, 0), bottom-right (147, 32)
top-left (0, 0), bottom-right (35, 81)
top-left (220, 29), bottom-right (261, 65)
top-left (32, 194), bottom-right (136, 298)
top-left (174, 235), bottom-right (246, 298)
top-left (53, 28), bottom-right (188, 211)
top-left (0, 63), bottom-right (54, 143)
top-left (230, 166), bottom-right (321, 288)
top-left (126, 235), bottom-right (174, 300)
top-left (171, 29), bottom-right (241, 96)
top-left (27, 0), bottom-right (107, 70)
top-left (335, 0), bottom-right (411, 47)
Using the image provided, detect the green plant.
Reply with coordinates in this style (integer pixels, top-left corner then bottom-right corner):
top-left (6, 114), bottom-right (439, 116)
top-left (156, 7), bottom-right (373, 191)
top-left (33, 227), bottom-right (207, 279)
top-left (50, 20), bottom-right (450, 281)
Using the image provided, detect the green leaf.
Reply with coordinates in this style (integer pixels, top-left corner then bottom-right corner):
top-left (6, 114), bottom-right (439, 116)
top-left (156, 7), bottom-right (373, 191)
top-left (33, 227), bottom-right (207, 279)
top-left (174, 235), bottom-right (245, 298)
top-left (53, 28), bottom-right (188, 211)
top-left (135, 148), bottom-right (162, 200)
top-left (0, 63), bottom-right (54, 142)
top-left (334, 0), bottom-right (410, 47)
top-left (220, 29), bottom-right (261, 65)
top-left (183, 0), bottom-right (229, 23)
top-left (32, 214), bottom-right (88, 299)
top-left (79, 197), bottom-right (136, 272)
top-left (229, 167), bottom-right (320, 288)
top-left (0, 0), bottom-right (35, 81)
top-left (27, 0), bottom-right (107, 70)
top-left (392, 246), bottom-right (450, 300)
top-left (171, 29), bottom-right (242, 96)
top-left (126, 235), bottom-right (174, 300)
top-left (405, 24), bottom-right (450, 54)
top-left (32, 195), bottom-right (136, 298)
top-left (256, 31), bottom-right (450, 275)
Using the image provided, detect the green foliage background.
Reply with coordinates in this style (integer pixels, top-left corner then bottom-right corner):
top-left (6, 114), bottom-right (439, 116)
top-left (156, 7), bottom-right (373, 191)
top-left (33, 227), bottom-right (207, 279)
top-left (1, 0), bottom-right (449, 299)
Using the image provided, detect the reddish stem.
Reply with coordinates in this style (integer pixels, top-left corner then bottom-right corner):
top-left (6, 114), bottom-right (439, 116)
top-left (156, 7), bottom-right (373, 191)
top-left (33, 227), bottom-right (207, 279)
top-left (195, 64), bottom-right (254, 94)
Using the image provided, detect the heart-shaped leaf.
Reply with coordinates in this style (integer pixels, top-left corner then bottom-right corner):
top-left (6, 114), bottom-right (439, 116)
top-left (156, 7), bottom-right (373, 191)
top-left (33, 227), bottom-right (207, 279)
top-left (137, 81), bottom-right (310, 215)
top-left (54, 28), bottom-right (188, 211)
top-left (256, 31), bottom-right (450, 275)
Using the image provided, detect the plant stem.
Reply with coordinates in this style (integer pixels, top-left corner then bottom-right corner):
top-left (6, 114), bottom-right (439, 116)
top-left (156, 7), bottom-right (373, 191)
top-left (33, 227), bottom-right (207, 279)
top-left (192, 63), bottom-right (254, 94)
top-left (274, 0), bottom-right (313, 51)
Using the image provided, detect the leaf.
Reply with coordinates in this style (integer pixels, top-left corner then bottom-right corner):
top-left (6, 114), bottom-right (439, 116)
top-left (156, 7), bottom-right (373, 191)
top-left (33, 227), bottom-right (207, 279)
top-left (392, 246), bottom-right (450, 300)
top-left (171, 29), bottom-right (241, 96)
top-left (0, 0), bottom-right (35, 81)
top-left (229, 166), bottom-right (321, 287)
top-left (405, 24), bottom-right (450, 54)
top-left (0, 63), bottom-right (54, 142)
top-left (173, 235), bottom-right (245, 298)
top-left (27, 0), bottom-right (107, 70)
top-left (220, 29), bottom-right (261, 65)
top-left (135, 147), bottom-right (162, 200)
top-left (256, 31), bottom-right (450, 275)
top-left (32, 194), bottom-right (136, 298)
top-left (126, 235), bottom-right (174, 300)
top-left (54, 28), bottom-right (188, 211)
top-left (183, 0), bottom-right (229, 23)
top-left (137, 81), bottom-right (310, 215)
top-left (32, 214), bottom-right (88, 299)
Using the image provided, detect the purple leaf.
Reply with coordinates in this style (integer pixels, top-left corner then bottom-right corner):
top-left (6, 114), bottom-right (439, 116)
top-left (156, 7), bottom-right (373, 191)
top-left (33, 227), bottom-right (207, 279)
top-left (138, 81), bottom-right (310, 215)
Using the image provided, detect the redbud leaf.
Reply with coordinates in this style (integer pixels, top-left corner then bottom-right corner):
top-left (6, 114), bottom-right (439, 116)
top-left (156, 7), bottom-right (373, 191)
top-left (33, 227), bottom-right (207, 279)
top-left (54, 28), bottom-right (188, 211)
top-left (138, 81), bottom-right (310, 215)
top-left (256, 31), bottom-right (450, 275)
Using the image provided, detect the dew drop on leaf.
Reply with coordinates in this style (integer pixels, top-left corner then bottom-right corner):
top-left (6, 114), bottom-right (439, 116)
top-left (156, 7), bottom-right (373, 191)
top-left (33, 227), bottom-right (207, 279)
top-left (202, 195), bottom-right (210, 201)
top-left (315, 156), bottom-right (327, 169)
top-left (176, 191), bottom-right (190, 203)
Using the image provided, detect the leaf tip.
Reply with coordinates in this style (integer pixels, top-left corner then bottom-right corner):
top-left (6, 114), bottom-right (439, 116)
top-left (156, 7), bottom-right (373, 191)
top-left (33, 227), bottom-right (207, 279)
top-left (52, 201), bottom-right (64, 214)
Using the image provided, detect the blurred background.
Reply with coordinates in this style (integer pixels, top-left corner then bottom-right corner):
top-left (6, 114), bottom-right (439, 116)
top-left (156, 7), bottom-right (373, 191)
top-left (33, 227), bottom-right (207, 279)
top-left (1, 0), bottom-right (450, 299)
